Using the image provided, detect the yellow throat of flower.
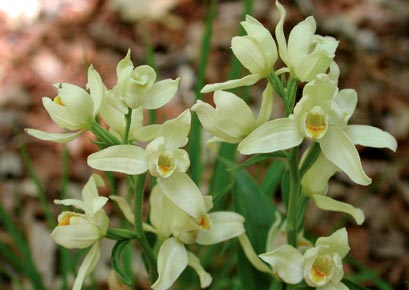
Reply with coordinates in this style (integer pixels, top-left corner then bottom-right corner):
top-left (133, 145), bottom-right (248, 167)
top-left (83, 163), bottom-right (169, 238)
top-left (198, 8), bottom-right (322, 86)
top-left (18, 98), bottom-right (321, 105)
top-left (199, 214), bottom-right (211, 230)
top-left (54, 96), bottom-right (64, 106)
top-left (305, 106), bottom-right (328, 140)
top-left (58, 212), bottom-right (75, 226)
top-left (158, 154), bottom-right (174, 176)
top-left (310, 255), bottom-right (332, 283)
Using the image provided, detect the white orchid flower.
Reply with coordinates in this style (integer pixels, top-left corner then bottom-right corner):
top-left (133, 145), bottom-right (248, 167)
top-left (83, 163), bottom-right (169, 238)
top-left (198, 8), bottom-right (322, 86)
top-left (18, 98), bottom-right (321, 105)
top-left (87, 109), bottom-right (191, 177)
top-left (50, 174), bottom-right (109, 290)
top-left (25, 66), bottom-right (104, 143)
top-left (299, 90), bottom-right (397, 224)
top-left (259, 228), bottom-right (350, 289)
top-left (149, 185), bottom-right (245, 289)
top-left (109, 49), bottom-right (179, 111)
top-left (275, 1), bottom-right (338, 82)
top-left (239, 74), bottom-right (397, 187)
top-left (192, 85), bottom-right (274, 145)
top-left (303, 228), bottom-right (350, 290)
top-left (201, 15), bottom-right (277, 93)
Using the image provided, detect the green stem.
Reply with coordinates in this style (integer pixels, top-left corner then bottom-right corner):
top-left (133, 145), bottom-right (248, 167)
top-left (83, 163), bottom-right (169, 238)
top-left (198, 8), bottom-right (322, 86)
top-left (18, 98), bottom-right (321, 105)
top-left (124, 108), bottom-right (133, 144)
top-left (267, 72), bottom-right (292, 116)
top-left (90, 121), bottom-right (120, 146)
top-left (286, 147), bottom-right (301, 247)
top-left (132, 174), bottom-right (158, 284)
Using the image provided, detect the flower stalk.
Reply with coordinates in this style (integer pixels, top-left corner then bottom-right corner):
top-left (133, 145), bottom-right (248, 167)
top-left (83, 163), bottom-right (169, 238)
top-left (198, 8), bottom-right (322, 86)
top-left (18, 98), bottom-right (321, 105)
top-left (123, 108), bottom-right (133, 144)
top-left (132, 173), bottom-right (158, 283)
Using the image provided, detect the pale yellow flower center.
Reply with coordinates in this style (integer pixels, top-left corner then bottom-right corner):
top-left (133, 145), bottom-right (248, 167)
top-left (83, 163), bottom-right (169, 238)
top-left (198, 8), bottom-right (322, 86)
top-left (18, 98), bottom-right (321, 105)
top-left (305, 106), bottom-right (327, 140)
top-left (311, 256), bottom-right (331, 282)
top-left (54, 96), bottom-right (64, 106)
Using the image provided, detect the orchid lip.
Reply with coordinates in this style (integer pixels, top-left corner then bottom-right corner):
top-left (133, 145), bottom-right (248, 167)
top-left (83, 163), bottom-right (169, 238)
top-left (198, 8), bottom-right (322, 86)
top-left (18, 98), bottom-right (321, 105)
top-left (304, 106), bottom-right (328, 140)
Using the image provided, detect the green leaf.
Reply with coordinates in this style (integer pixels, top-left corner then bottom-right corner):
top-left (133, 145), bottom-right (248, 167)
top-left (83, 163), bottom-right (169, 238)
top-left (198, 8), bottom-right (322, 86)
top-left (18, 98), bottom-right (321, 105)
top-left (342, 279), bottom-right (372, 290)
top-left (222, 158), bottom-right (277, 290)
top-left (111, 239), bottom-right (133, 287)
top-left (261, 159), bottom-right (286, 199)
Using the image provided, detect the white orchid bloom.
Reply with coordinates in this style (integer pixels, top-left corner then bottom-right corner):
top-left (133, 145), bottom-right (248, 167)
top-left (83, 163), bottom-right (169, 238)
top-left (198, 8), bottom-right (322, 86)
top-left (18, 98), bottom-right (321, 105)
top-left (275, 1), bottom-right (338, 82)
top-left (303, 228), bottom-right (350, 290)
top-left (299, 90), bottom-right (397, 224)
top-left (149, 185), bottom-right (245, 289)
top-left (192, 86), bottom-right (274, 145)
top-left (26, 66), bottom-right (104, 143)
top-left (239, 74), bottom-right (396, 187)
top-left (50, 174), bottom-right (109, 290)
top-left (87, 109), bottom-right (191, 178)
top-left (109, 49), bottom-right (179, 111)
top-left (201, 15), bottom-right (277, 93)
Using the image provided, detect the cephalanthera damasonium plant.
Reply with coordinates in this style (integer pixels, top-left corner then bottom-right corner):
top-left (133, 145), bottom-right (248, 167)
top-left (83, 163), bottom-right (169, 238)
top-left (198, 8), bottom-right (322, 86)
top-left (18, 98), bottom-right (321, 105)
top-left (26, 2), bottom-right (397, 290)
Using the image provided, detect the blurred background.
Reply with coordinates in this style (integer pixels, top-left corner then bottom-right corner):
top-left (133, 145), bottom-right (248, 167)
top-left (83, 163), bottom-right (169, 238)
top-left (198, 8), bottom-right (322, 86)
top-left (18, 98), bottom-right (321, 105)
top-left (0, 0), bottom-right (408, 289)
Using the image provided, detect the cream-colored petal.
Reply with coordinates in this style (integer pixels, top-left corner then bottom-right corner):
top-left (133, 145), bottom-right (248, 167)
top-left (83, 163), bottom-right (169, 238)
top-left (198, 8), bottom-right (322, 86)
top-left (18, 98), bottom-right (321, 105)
top-left (332, 89), bottom-right (357, 123)
top-left (81, 173), bottom-right (105, 203)
top-left (51, 222), bottom-right (102, 249)
top-left (134, 124), bottom-right (161, 142)
top-left (158, 109), bottom-right (191, 149)
top-left (345, 125), bottom-right (397, 152)
top-left (259, 244), bottom-right (304, 284)
top-left (142, 78), bottom-right (180, 109)
top-left (295, 50), bottom-right (333, 82)
top-left (187, 252), bottom-right (212, 288)
top-left (200, 73), bottom-right (262, 93)
top-left (302, 74), bottom-right (337, 105)
top-left (116, 49), bottom-right (134, 85)
top-left (315, 228), bottom-right (350, 259)
top-left (42, 97), bottom-right (85, 130)
top-left (86, 65), bottom-right (104, 116)
top-left (301, 152), bottom-right (338, 196)
top-left (312, 195), bottom-right (365, 225)
top-left (87, 145), bottom-right (147, 175)
top-left (193, 90), bottom-right (256, 143)
top-left (25, 128), bottom-right (83, 143)
top-left (56, 83), bottom-right (94, 124)
top-left (73, 241), bottom-right (101, 290)
top-left (231, 36), bottom-right (270, 75)
top-left (196, 211), bottom-right (245, 245)
top-left (319, 127), bottom-right (371, 185)
top-left (152, 238), bottom-right (188, 290)
top-left (320, 282), bottom-right (349, 290)
top-left (256, 83), bottom-right (274, 126)
top-left (157, 173), bottom-right (206, 220)
top-left (238, 234), bottom-right (271, 273)
top-left (238, 118), bottom-right (303, 154)
top-left (109, 195), bottom-right (135, 225)
top-left (241, 15), bottom-right (278, 68)
top-left (275, 1), bottom-right (289, 66)
top-left (287, 16), bottom-right (316, 68)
